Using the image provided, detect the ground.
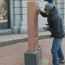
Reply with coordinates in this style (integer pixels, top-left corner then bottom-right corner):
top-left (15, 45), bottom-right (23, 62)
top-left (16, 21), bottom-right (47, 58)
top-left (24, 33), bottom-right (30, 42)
top-left (0, 38), bottom-right (65, 65)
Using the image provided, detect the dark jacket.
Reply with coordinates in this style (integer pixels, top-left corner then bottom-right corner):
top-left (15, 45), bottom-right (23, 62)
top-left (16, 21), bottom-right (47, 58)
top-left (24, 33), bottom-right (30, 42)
top-left (40, 7), bottom-right (64, 38)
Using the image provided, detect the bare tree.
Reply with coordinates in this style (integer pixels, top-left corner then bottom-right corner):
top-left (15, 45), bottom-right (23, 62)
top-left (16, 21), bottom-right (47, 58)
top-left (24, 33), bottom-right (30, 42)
top-left (1, 0), bottom-right (7, 11)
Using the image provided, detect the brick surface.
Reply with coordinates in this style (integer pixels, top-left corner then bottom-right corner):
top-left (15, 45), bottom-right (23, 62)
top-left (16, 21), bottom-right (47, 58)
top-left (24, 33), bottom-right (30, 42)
top-left (0, 38), bottom-right (65, 65)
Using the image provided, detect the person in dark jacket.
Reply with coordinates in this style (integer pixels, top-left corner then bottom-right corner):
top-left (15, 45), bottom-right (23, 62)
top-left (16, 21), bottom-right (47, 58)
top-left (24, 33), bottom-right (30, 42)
top-left (38, 3), bottom-right (65, 65)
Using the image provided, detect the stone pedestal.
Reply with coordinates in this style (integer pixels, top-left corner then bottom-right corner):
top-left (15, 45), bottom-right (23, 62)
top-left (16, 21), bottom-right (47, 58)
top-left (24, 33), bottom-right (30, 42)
top-left (24, 46), bottom-right (42, 65)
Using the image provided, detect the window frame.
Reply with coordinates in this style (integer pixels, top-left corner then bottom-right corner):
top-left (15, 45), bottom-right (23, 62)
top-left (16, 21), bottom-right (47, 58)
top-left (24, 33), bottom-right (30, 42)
top-left (7, 0), bottom-right (11, 28)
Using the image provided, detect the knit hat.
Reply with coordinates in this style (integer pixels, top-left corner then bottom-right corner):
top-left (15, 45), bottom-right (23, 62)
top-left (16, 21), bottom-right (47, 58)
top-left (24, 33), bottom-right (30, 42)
top-left (45, 3), bottom-right (54, 10)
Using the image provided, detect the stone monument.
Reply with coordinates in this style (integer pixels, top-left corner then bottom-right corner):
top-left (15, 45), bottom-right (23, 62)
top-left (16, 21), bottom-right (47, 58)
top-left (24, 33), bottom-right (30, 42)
top-left (24, 2), bottom-right (42, 65)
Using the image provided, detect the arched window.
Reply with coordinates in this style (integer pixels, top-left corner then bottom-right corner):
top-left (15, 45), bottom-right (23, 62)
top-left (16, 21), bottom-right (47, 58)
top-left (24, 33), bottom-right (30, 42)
top-left (0, 0), bottom-right (10, 29)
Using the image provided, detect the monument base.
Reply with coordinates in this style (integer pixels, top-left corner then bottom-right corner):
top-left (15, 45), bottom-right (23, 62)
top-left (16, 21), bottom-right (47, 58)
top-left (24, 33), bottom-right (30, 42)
top-left (24, 46), bottom-right (42, 65)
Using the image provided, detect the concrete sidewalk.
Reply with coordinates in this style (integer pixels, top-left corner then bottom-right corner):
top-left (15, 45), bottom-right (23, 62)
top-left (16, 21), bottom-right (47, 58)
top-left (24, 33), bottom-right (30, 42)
top-left (0, 31), bottom-right (51, 47)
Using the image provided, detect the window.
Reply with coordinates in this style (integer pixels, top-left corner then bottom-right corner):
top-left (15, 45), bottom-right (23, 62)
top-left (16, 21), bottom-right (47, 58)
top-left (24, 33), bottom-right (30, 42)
top-left (44, 0), bottom-right (53, 3)
top-left (0, 0), bottom-right (10, 29)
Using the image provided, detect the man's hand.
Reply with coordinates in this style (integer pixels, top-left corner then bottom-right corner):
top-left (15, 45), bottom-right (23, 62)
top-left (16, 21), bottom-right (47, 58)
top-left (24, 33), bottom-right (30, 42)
top-left (36, 9), bottom-right (41, 14)
top-left (43, 27), bottom-right (48, 31)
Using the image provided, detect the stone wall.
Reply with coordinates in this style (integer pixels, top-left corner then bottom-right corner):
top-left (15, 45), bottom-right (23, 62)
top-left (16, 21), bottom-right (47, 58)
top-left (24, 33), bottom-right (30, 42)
top-left (20, 0), bottom-right (48, 34)
top-left (10, 0), bottom-right (22, 33)
top-left (10, 0), bottom-right (65, 34)
top-left (53, 0), bottom-right (65, 29)
top-left (64, 0), bottom-right (65, 28)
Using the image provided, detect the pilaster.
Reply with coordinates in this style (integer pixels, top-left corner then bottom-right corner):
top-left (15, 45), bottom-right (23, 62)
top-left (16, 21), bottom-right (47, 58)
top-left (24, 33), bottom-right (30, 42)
top-left (12, 0), bottom-right (22, 33)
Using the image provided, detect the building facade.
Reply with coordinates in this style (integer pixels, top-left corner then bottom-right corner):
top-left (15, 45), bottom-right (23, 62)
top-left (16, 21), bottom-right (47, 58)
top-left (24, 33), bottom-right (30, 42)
top-left (0, 0), bottom-right (65, 34)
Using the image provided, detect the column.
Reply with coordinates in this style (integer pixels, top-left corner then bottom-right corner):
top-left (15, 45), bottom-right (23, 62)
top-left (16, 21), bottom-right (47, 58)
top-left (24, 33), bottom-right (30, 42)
top-left (10, 0), bottom-right (14, 29)
top-left (18, 0), bottom-right (28, 33)
top-left (12, 0), bottom-right (22, 33)
top-left (64, 0), bottom-right (65, 29)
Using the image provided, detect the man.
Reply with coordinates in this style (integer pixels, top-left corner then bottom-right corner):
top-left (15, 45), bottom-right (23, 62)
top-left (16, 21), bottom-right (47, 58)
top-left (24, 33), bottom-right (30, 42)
top-left (38, 3), bottom-right (65, 65)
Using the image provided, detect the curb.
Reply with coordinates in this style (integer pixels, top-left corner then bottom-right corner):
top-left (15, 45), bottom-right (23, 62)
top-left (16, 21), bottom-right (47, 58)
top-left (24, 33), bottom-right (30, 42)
top-left (0, 35), bottom-right (51, 47)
